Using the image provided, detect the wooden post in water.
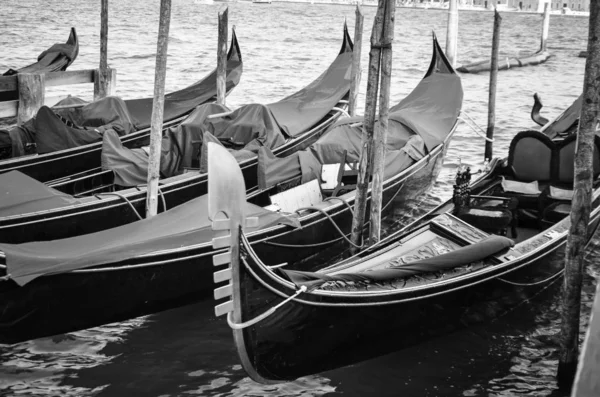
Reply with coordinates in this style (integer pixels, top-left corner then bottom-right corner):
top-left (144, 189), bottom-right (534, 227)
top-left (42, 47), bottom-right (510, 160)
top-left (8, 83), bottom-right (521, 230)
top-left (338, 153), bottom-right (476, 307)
top-left (446, 0), bottom-right (458, 67)
top-left (484, 10), bottom-right (501, 161)
top-left (349, 6), bottom-right (364, 117)
top-left (17, 73), bottom-right (44, 126)
top-left (217, 7), bottom-right (228, 106)
top-left (145, 0), bottom-right (172, 218)
top-left (557, 0), bottom-right (600, 388)
top-left (349, 0), bottom-right (386, 252)
top-left (95, 0), bottom-right (114, 100)
top-left (369, 0), bottom-right (396, 244)
top-left (571, 281), bottom-right (600, 396)
top-left (540, 2), bottom-right (550, 52)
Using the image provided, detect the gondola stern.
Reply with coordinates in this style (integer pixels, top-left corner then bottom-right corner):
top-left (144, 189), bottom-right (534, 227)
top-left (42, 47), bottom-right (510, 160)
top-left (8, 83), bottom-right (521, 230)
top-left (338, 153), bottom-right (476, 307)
top-left (426, 30), bottom-right (457, 77)
top-left (66, 27), bottom-right (79, 68)
top-left (228, 27), bottom-right (242, 63)
top-left (340, 20), bottom-right (354, 54)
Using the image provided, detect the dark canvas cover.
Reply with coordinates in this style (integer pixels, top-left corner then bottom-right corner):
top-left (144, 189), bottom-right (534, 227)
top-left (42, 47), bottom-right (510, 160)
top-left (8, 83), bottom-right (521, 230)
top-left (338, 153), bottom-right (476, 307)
top-left (280, 235), bottom-right (514, 290)
top-left (124, 33), bottom-right (243, 129)
top-left (101, 103), bottom-right (229, 186)
top-left (0, 194), bottom-right (299, 286)
top-left (0, 171), bottom-right (82, 217)
top-left (101, 28), bottom-right (354, 187)
top-left (257, 35), bottom-right (462, 190)
top-left (266, 30), bottom-right (353, 137)
top-left (0, 31), bottom-right (242, 155)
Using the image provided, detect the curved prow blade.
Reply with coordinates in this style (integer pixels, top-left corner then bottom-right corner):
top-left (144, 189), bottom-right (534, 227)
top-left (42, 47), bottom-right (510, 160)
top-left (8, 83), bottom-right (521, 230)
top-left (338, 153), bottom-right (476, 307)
top-left (228, 27), bottom-right (242, 63)
top-left (426, 31), bottom-right (456, 77)
top-left (208, 142), bottom-right (247, 231)
top-left (531, 93), bottom-right (549, 126)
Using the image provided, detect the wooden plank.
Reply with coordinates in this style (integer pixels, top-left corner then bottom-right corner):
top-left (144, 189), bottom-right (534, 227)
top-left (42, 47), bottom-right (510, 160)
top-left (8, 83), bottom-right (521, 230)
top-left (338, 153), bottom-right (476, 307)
top-left (0, 76), bottom-right (17, 93)
top-left (0, 101), bottom-right (17, 118)
top-left (0, 70), bottom-right (96, 94)
top-left (46, 70), bottom-right (95, 87)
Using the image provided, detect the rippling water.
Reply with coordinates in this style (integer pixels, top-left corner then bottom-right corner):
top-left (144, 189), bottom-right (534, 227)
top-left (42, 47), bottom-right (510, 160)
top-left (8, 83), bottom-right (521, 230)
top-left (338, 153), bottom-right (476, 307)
top-left (1, 0), bottom-right (599, 395)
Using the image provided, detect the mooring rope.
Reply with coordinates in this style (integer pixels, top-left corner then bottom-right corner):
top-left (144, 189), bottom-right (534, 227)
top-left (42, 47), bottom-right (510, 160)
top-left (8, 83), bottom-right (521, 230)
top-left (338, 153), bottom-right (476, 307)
top-left (293, 206), bottom-right (364, 249)
top-left (227, 284), bottom-right (307, 330)
top-left (458, 112), bottom-right (494, 142)
top-left (95, 192), bottom-right (143, 221)
top-left (95, 185), bottom-right (167, 221)
top-left (497, 268), bottom-right (565, 287)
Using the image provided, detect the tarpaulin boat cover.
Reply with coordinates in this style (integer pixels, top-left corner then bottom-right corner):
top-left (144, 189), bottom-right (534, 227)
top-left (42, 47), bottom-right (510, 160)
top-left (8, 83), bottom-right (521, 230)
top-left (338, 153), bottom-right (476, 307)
top-left (0, 171), bottom-right (83, 217)
top-left (100, 26), bottom-right (354, 187)
top-left (257, 35), bottom-right (463, 190)
top-left (0, 31), bottom-right (242, 156)
top-left (265, 26), bottom-right (353, 138)
top-left (280, 235), bottom-right (514, 290)
top-left (0, 194), bottom-right (299, 286)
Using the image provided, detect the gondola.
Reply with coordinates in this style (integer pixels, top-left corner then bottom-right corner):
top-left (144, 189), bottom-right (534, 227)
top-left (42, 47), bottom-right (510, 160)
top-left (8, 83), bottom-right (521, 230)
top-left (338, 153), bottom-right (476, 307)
top-left (0, 33), bottom-right (462, 344)
top-left (0, 24), bottom-right (355, 244)
top-left (0, 29), bottom-right (243, 181)
top-left (0, 27), bottom-right (79, 102)
top-left (210, 113), bottom-right (600, 384)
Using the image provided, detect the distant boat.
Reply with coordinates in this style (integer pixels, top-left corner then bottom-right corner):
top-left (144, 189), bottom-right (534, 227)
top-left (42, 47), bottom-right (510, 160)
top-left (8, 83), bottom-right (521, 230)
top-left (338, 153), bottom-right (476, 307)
top-left (252, 0), bottom-right (272, 4)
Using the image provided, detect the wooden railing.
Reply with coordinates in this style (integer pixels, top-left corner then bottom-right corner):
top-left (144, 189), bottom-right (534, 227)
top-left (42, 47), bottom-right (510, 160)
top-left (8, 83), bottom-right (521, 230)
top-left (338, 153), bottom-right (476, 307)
top-left (0, 68), bottom-right (116, 124)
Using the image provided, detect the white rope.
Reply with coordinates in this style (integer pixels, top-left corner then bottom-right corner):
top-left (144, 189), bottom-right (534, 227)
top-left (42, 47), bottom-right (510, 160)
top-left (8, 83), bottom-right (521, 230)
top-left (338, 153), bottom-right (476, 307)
top-left (227, 285), bottom-right (307, 330)
top-left (458, 112), bottom-right (495, 142)
top-left (332, 107), bottom-right (351, 118)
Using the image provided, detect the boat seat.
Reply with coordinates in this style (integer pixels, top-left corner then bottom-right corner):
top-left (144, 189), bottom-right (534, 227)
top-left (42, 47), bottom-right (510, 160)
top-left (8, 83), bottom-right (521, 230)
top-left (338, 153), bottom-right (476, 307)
top-left (452, 168), bottom-right (518, 237)
top-left (321, 150), bottom-right (359, 197)
top-left (555, 133), bottom-right (600, 184)
top-left (269, 179), bottom-right (323, 213)
top-left (507, 130), bottom-right (554, 183)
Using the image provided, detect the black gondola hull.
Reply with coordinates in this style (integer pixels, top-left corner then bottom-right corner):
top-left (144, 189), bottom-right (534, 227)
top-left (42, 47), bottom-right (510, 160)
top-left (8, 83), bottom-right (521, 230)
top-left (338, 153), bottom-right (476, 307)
top-left (231, 210), bottom-right (600, 382)
top-left (0, 129), bottom-right (447, 343)
top-left (0, 105), bottom-right (342, 244)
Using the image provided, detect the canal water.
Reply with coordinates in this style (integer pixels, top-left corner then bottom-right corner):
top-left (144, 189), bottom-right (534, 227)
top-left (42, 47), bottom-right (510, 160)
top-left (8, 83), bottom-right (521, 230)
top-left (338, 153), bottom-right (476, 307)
top-left (1, 0), bottom-right (598, 395)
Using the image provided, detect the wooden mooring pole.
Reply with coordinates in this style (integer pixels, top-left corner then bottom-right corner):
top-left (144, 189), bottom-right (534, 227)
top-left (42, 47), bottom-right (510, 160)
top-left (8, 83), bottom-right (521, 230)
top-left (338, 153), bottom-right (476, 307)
top-left (571, 281), bottom-right (600, 396)
top-left (94, 0), bottom-right (115, 100)
top-left (17, 73), bottom-right (44, 126)
top-left (145, 0), bottom-right (172, 218)
top-left (349, 6), bottom-right (364, 117)
top-left (349, 0), bottom-right (386, 252)
top-left (557, 0), bottom-right (600, 388)
top-left (369, 0), bottom-right (395, 244)
top-left (446, 0), bottom-right (458, 67)
top-left (217, 7), bottom-right (228, 106)
top-left (485, 10), bottom-right (501, 161)
top-left (540, 2), bottom-right (550, 52)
